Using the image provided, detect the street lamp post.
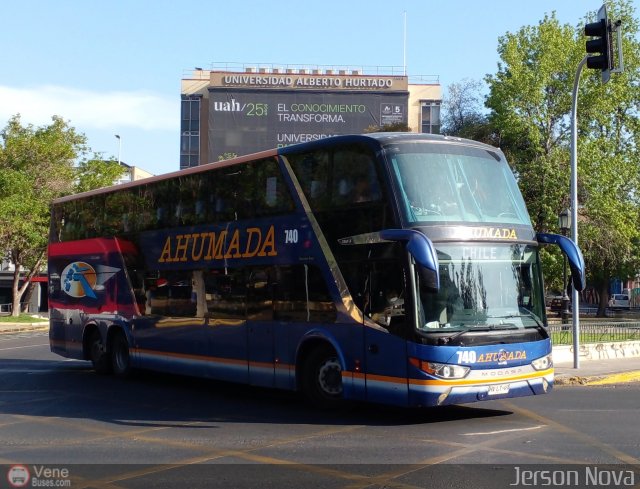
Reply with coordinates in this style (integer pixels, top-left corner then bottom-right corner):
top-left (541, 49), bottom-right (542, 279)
top-left (558, 209), bottom-right (572, 326)
top-left (115, 134), bottom-right (121, 165)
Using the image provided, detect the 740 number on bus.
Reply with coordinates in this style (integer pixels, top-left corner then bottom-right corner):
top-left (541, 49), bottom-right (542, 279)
top-left (284, 229), bottom-right (299, 244)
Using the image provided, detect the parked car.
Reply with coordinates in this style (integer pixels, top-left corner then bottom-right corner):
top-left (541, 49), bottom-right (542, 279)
top-left (548, 295), bottom-right (571, 313)
top-left (608, 293), bottom-right (630, 310)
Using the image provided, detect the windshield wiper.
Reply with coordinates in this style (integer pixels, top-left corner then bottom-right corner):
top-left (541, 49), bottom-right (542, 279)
top-left (488, 312), bottom-right (544, 328)
top-left (438, 324), bottom-right (517, 345)
top-left (486, 313), bottom-right (549, 339)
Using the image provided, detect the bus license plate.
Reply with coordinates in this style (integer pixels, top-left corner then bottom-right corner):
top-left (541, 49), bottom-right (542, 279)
top-left (488, 384), bottom-right (510, 395)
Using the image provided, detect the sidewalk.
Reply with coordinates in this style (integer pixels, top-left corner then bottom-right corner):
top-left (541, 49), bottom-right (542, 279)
top-left (554, 356), bottom-right (640, 385)
top-left (0, 320), bottom-right (49, 334)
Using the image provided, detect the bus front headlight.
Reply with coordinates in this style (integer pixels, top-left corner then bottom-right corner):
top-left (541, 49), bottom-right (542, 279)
top-left (410, 358), bottom-right (470, 379)
top-left (531, 354), bottom-right (553, 371)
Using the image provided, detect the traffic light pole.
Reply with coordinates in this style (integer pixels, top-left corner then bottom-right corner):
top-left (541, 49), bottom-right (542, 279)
top-left (570, 55), bottom-right (588, 369)
top-left (569, 4), bottom-right (623, 369)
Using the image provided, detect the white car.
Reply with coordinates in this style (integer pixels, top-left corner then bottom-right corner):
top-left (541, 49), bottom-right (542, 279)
top-left (609, 294), bottom-right (630, 309)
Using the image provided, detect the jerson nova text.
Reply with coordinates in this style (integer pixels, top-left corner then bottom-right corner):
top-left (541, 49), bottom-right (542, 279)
top-left (510, 466), bottom-right (636, 487)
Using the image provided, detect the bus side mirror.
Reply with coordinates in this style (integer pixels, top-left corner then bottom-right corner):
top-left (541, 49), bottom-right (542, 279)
top-left (536, 233), bottom-right (586, 292)
top-left (380, 229), bottom-right (440, 291)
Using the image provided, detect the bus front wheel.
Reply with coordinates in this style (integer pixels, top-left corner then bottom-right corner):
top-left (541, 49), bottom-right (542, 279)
top-left (302, 345), bottom-right (343, 408)
top-left (111, 330), bottom-right (131, 378)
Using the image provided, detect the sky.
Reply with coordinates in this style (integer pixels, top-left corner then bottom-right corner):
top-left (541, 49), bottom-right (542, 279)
top-left (1, 0), bottom-right (635, 176)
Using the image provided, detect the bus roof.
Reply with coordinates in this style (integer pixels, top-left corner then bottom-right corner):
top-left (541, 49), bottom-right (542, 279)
top-left (277, 132), bottom-right (501, 156)
top-left (53, 133), bottom-right (501, 204)
top-left (52, 146), bottom-right (279, 204)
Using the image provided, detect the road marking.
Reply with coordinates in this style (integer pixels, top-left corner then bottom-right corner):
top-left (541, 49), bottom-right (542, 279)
top-left (6, 365), bottom-right (635, 487)
top-left (500, 400), bottom-right (640, 465)
top-left (461, 425), bottom-right (544, 436)
top-left (0, 343), bottom-right (49, 351)
top-left (4, 410), bottom-right (422, 489)
top-left (347, 426), bottom-right (558, 489)
top-left (408, 436), bottom-right (587, 465)
top-left (22, 423), bottom-right (429, 489)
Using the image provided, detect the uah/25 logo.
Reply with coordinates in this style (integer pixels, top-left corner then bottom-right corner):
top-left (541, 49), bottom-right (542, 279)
top-left (61, 262), bottom-right (120, 299)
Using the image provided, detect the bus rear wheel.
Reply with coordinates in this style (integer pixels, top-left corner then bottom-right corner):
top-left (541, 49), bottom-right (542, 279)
top-left (89, 329), bottom-right (111, 374)
top-left (302, 345), bottom-right (343, 409)
top-left (111, 330), bottom-right (131, 378)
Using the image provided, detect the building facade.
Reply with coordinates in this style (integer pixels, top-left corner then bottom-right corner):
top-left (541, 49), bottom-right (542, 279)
top-left (180, 64), bottom-right (441, 169)
top-left (113, 162), bottom-right (154, 185)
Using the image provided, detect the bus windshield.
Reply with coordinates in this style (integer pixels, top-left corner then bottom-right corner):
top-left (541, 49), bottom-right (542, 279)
top-left (387, 141), bottom-right (531, 225)
top-left (417, 243), bottom-right (545, 333)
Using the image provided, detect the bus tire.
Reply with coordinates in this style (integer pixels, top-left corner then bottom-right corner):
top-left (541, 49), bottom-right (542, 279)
top-left (89, 329), bottom-right (111, 374)
top-left (111, 330), bottom-right (131, 378)
top-left (302, 345), bottom-right (343, 409)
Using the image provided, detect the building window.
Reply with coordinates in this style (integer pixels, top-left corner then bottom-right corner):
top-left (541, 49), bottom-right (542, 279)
top-left (180, 95), bottom-right (201, 169)
top-left (420, 100), bottom-right (441, 134)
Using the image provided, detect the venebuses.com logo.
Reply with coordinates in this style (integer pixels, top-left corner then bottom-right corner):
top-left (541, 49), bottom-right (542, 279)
top-left (6, 465), bottom-right (30, 488)
top-left (6, 465), bottom-right (71, 488)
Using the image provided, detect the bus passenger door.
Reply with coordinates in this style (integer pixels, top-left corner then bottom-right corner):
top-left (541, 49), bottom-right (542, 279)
top-left (362, 262), bottom-right (409, 406)
top-left (364, 327), bottom-right (409, 406)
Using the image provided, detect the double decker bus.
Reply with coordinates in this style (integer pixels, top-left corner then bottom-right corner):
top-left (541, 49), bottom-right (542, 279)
top-left (48, 133), bottom-right (584, 408)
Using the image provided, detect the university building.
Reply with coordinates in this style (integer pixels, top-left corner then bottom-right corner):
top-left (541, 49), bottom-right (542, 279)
top-left (180, 63), bottom-right (441, 169)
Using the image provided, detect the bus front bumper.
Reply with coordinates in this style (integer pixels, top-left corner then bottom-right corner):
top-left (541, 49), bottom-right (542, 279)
top-left (407, 368), bottom-right (554, 407)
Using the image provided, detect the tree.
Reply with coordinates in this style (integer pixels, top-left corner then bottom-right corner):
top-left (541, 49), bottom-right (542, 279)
top-left (363, 122), bottom-right (411, 133)
top-left (486, 13), bottom-right (581, 232)
top-left (75, 158), bottom-right (126, 193)
top-left (0, 115), bottom-right (122, 316)
top-left (575, 0), bottom-right (640, 313)
top-left (485, 1), bottom-right (640, 316)
top-left (441, 79), bottom-right (500, 145)
top-left (218, 152), bottom-right (238, 161)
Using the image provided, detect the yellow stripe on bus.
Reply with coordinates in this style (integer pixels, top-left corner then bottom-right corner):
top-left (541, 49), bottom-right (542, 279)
top-left (345, 368), bottom-right (553, 387)
top-left (134, 348), bottom-right (295, 371)
top-left (409, 368), bottom-right (554, 386)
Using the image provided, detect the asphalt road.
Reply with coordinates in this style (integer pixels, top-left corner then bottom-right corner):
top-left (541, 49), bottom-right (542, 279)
top-left (1, 332), bottom-right (639, 489)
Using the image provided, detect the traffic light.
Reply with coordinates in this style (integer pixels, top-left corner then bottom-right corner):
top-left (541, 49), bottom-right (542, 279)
top-left (584, 5), bottom-right (613, 82)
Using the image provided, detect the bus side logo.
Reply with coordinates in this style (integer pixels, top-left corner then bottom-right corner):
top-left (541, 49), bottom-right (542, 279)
top-left (62, 262), bottom-right (98, 299)
top-left (61, 262), bottom-right (120, 299)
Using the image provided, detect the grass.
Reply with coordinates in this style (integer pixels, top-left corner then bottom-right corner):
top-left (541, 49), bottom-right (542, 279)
top-left (0, 314), bottom-right (48, 323)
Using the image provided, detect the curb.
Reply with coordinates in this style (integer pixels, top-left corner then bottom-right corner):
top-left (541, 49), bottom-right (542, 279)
top-left (0, 323), bottom-right (49, 335)
top-left (555, 370), bottom-right (640, 386)
top-left (585, 370), bottom-right (640, 385)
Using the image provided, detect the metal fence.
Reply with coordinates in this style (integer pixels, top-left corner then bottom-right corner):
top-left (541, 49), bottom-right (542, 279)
top-left (548, 322), bottom-right (640, 345)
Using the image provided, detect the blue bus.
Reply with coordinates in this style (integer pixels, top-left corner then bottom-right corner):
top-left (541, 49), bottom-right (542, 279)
top-left (48, 133), bottom-right (584, 408)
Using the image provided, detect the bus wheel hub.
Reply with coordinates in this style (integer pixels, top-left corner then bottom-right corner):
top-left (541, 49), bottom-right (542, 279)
top-left (318, 358), bottom-right (342, 395)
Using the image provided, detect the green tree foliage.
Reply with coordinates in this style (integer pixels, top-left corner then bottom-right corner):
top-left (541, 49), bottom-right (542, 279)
top-left (0, 114), bottom-right (122, 315)
top-left (75, 158), bottom-right (126, 194)
top-left (363, 122), bottom-right (411, 133)
top-left (486, 13), bottom-right (581, 232)
top-left (441, 78), bottom-right (500, 145)
top-left (485, 0), bottom-right (640, 315)
top-left (218, 152), bottom-right (238, 161)
top-left (575, 1), bottom-right (640, 312)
